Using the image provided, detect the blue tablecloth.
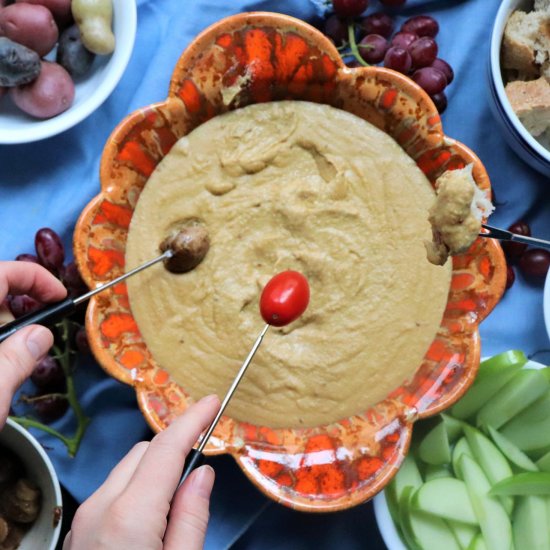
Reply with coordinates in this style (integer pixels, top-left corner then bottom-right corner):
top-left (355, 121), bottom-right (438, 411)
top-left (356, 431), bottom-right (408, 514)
top-left (2, 0), bottom-right (550, 548)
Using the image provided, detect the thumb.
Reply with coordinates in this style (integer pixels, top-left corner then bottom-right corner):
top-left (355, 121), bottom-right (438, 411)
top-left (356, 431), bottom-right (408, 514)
top-left (0, 325), bottom-right (53, 425)
top-left (163, 465), bottom-right (215, 550)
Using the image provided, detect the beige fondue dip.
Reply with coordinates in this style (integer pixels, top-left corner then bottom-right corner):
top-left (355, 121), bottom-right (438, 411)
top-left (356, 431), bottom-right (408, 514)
top-left (125, 101), bottom-right (452, 428)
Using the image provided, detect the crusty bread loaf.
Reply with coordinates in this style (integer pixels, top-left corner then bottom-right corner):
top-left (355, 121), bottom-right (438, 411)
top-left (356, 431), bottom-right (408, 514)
top-left (505, 77), bottom-right (550, 136)
top-left (502, 10), bottom-right (550, 76)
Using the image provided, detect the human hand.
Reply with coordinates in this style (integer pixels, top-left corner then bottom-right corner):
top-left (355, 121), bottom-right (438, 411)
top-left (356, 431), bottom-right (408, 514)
top-left (0, 261), bottom-right (67, 426)
top-left (64, 394), bottom-right (220, 550)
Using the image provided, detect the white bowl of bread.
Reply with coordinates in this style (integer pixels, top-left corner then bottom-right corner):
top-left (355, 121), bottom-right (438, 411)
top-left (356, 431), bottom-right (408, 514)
top-left (490, 0), bottom-right (550, 175)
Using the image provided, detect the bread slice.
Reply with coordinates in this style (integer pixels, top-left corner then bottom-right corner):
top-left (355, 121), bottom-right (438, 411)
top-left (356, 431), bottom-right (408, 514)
top-left (534, 12), bottom-right (550, 64)
top-left (505, 77), bottom-right (550, 136)
top-left (502, 11), bottom-right (538, 76)
top-left (502, 10), bottom-right (550, 76)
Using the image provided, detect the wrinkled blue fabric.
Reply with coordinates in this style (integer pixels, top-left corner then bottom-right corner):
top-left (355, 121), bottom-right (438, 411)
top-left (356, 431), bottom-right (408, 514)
top-left (1, 0), bottom-right (549, 548)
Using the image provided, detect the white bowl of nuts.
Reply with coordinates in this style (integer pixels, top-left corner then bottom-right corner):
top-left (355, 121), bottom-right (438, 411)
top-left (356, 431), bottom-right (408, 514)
top-left (0, 417), bottom-right (62, 550)
top-left (489, 0), bottom-right (550, 176)
top-left (0, 0), bottom-right (136, 144)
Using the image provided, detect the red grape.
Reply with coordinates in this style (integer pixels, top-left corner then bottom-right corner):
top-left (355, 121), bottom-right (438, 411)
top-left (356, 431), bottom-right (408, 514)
top-left (333, 0), bottom-right (368, 17)
top-left (390, 31), bottom-right (418, 51)
top-left (411, 67), bottom-right (447, 95)
top-left (75, 327), bottom-right (90, 354)
top-left (15, 254), bottom-right (39, 263)
top-left (431, 58), bottom-right (454, 85)
top-left (502, 220), bottom-right (531, 261)
top-left (324, 14), bottom-right (349, 47)
top-left (32, 394), bottom-right (69, 423)
top-left (505, 265), bottom-right (515, 290)
top-left (358, 34), bottom-right (388, 64)
top-left (8, 295), bottom-right (41, 318)
top-left (409, 37), bottom-right (438, 69)
top-left (384, 46), bottom-right (412, 74)
top-left (379, 0), bottom-right (406, 6)
top-left (31, 356), bottom-right (66, 392)
top-left (431, 91), bottom-right (447, 114)
top-left (401, 15), bottom-right (439, 38)
top-left (35, 228), bottom-right (65, 273)
top-left (518, 248), bottom-right (550, 278)
top-left (61, 261), bottom-right (87, 296)
top-left (360, 13), bottom-right (394, 38)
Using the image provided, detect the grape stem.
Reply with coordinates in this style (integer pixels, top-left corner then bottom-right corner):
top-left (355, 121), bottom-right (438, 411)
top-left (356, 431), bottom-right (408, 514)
top-left (347, 22), bottom-right (369, 67)
top-left (20, 392), bottom-right (67, 403)
top-left (10, 319), bottom-right (90, 457)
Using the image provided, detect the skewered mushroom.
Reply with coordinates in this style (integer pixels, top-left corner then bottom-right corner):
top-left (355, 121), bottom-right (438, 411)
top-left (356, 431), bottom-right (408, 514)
top-left (160, 225), bottom-right (210, 274)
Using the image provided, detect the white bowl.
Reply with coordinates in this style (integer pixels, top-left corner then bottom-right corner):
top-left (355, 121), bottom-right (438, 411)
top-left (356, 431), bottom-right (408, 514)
top-left (0, 418), bottom-right (63, 550)
top-left (0, 0), bottom-right (137, 144)
top-left (488, 0), bottom-right (550, 176)
top-left (373, 358), bottom-right (545, 549)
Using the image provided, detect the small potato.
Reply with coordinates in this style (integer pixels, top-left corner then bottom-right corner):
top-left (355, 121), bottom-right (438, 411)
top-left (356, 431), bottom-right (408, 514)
top-left (0, 3), bottom-right (58, 57)
top-left (11, 61), bottom-right (74, 118)
top-left (0, 37), bottom-right (41, 87)
top-left (57, 24), bottom-right (94, 77)
top-left (15, 0), bottom-right (72, 29)
top-left (72, 0), bottom-right (114, 55)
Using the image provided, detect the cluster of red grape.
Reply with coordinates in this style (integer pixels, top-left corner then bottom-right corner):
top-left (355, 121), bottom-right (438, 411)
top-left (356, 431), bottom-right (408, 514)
top-left (501, 221), bottom-right (550, 290)
top-left (323, 1), bottom-right (453, 113)
top-left (4, 227), bottom-right (90, 423)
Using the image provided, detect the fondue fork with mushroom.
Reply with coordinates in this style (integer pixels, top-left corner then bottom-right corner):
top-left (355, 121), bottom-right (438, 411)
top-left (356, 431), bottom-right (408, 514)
top-left (0, 226), bottom-right (211, 343)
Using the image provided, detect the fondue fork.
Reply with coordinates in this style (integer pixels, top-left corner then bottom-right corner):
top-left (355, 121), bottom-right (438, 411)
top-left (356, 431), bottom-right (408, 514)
top-left (479, 224), bottom-right (550, 251)
top-left (179, 324), bottom-right (270, 484)
top-left (179, 270), bottom-right (310, 485)
top-left (0, 226), bottom-right (211, 343)
top-left (0, 250), bottom-right (173, 344)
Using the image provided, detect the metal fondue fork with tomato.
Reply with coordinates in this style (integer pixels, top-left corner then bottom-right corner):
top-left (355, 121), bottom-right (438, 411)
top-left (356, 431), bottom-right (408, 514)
top-left (179, 270), bottom-right (310, 485)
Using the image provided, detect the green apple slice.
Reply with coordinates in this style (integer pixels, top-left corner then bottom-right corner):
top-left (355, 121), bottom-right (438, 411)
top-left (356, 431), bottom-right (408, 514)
top-left (463, 425), bottom-right (513, 515)
top-left (453, 437), bottom-right (474, 479)
top-left (386, 453), bottom-right (423, 528)
top-left (412, 477), bottom-right (478, 525)
top-left (424, 463), bottom-right (452, 482)
top-left (459, 454), bottom-right (513, 550)
top-left (448, 521), bottom-right (478, 550)
top-left (536, 450), bottom-right (550, 472)
top-left (416, 416), bottom-right (451, 466)
top-left (466, 533), bottom-right (488, 550)
top-left (398, 486), bottom-right (421, 550)
top-left (489, 472), bottom-right (550, 496)
top-left (476, 369), bottom-right (549, 430)
top-left (451, 366), bottom-right (522, 422)
top-left (512, 496), bottom-right (550, 550)
top-left (487, 426), bottom-right (538, 472)
top-left (475, 351), bottom-right (527, 381)
top-left (500, 391), bottom-right (550, 452)
top-left (442, 413), bottom-right (465, 444)
top-left (400, 485), bottom-right (461, 550)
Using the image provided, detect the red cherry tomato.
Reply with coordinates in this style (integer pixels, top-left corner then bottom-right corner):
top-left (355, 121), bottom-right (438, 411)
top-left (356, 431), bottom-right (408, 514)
top-left (259, 271), bottom-right (310, 327)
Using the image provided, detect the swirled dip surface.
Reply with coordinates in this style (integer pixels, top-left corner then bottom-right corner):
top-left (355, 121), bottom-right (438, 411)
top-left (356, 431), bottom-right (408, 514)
top-left (125, 101), bottom-right (451, 428)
